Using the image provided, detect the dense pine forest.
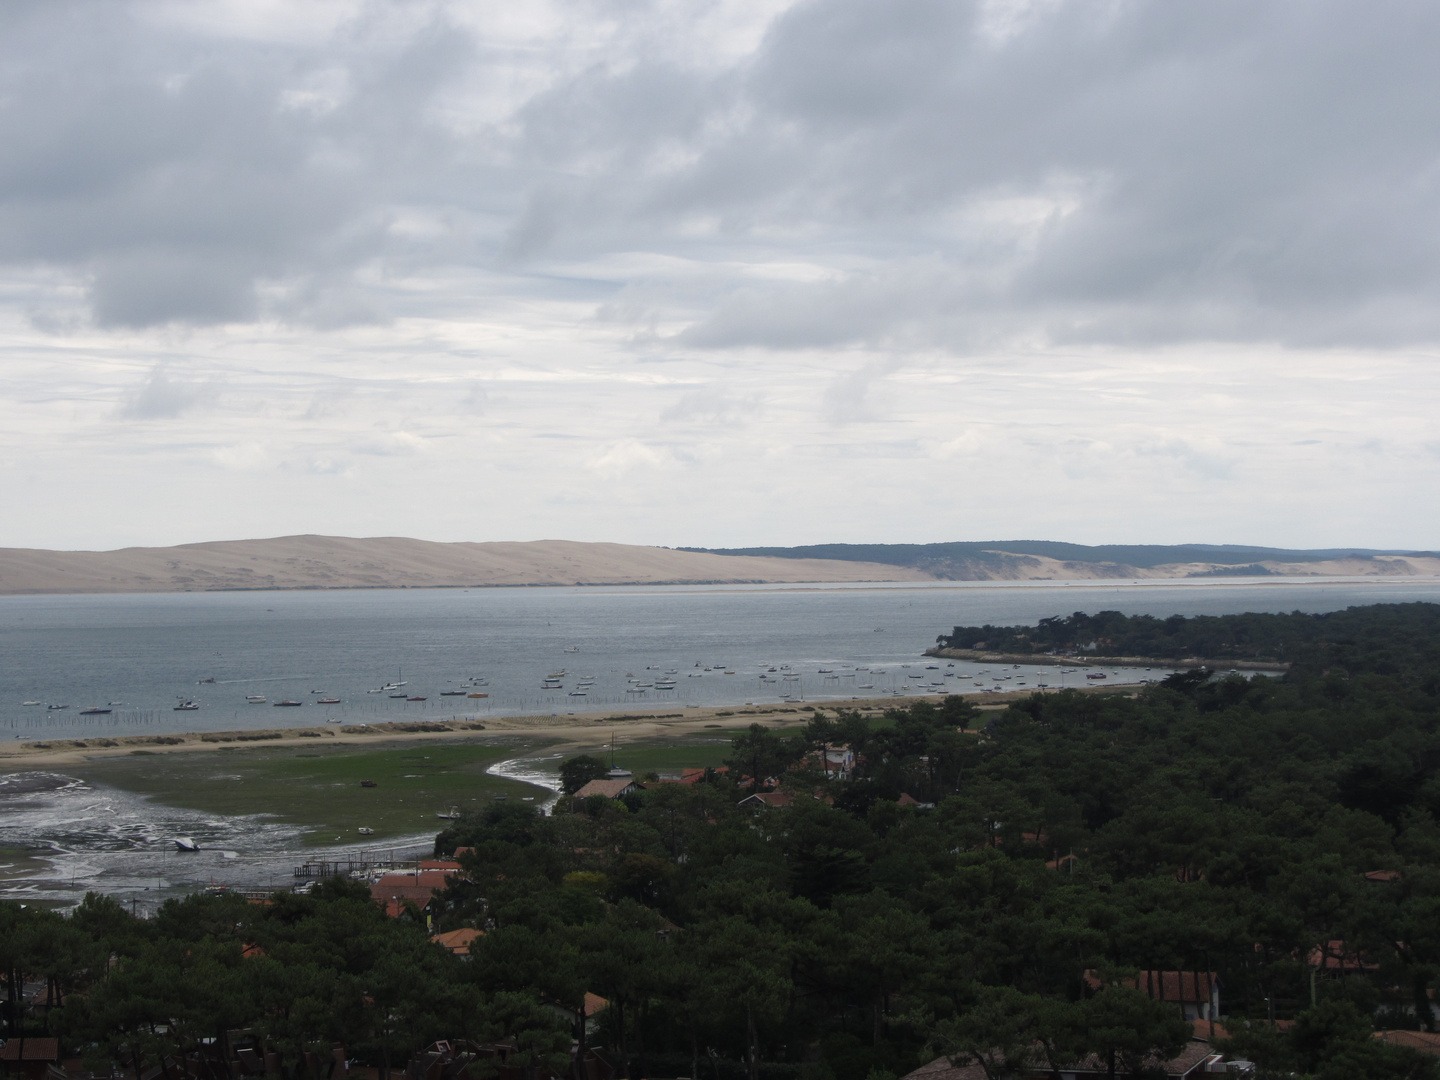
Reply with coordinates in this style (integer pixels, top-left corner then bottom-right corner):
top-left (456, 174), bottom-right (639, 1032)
top-left (9, 604), bottom-right (1440, 1080)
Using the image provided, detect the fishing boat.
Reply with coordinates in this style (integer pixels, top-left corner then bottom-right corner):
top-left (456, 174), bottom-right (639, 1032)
top-left (246, 695), bottom-right (266, 704)
top-left (174, 837), bottom-right (200, 852)
top-left (174, 700), bottom-right (200, 711)
top-left (79, 707), bottom-right (112, 715)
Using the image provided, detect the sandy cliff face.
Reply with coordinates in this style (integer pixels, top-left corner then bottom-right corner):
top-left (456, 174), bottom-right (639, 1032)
top-left (0, 535), bottom-right (934, 594)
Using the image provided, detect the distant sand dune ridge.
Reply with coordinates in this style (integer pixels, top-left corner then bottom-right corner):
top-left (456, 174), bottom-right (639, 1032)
top-left (0, 535), bottom-right (934, 594)
top-left (1, 536), bottom-right (1437, 596)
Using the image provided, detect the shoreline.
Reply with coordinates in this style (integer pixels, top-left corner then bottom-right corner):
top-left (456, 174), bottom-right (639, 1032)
top-left (924, 646), bottom-right (1289, 671)
top-left (0, 685), bottom-right (1147, 769)
top-left (3, 572), bottom-right (1440, 600)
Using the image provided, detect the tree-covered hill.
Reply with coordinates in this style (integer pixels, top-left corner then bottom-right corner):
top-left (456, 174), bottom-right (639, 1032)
top-left (937, 602), bottom-right (1440, 672)
top-left (683, 540), bottom-right (1433, 576)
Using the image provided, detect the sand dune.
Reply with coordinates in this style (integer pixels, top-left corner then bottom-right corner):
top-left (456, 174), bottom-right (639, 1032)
top-left (2, 537), bottom-right (1435, 595)
top-left (0, 535), bottom-right (934, 594)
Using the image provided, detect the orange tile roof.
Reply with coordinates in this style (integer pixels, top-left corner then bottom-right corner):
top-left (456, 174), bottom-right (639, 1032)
top-left (431, 927), bottom-right (484, 955)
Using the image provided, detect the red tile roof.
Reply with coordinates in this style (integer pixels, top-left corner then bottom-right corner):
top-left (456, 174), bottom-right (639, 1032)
top-left (371, 869), bottom-right (452, 914)
top-left (0, 1040), bottom-right (58, 1062)
top-left (574, 778), bottom-right (638, 799)
top-left (1377, 1030), bottom-right (1440, 1055)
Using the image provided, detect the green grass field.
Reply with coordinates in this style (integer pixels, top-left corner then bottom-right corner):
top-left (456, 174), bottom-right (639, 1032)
top-left (69, 740), bottom-right (554, 846)
top-left (558, 733), bottom-right (735, 776)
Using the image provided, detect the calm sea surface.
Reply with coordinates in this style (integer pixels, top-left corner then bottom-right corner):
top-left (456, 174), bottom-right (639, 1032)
top-left (4, 577), bottom-right (1440, 909)
top-left (5, 577), bottom-right (1440, 739)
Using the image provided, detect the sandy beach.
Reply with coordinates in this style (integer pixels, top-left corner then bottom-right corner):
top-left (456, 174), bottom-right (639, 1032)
top-left (0, 685), bottom-right (1144, 769)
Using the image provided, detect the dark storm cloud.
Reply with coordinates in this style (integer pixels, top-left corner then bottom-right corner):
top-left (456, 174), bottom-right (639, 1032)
top-left (3, 0), bottom-right (1440, 347)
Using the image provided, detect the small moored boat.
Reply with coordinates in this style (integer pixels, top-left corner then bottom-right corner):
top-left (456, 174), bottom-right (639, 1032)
top-left (174, 837), bottom-right (200, 852)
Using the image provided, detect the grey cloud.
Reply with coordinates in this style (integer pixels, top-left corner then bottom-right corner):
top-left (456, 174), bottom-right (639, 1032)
top-left (6, 0), bottom-right (1440, 351)
top-left (116, 365), bottom-right (220, 420)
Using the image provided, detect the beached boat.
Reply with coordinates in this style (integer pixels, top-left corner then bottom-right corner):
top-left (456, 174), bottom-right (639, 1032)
top-left (436, 806), bottom-right (461, 820)
top-left (357, 827), bottom-right (374, 835)
top-left (174, 837), bottom-right (200, 852)
top-left (360, 779), bottom-right (377, 788)
top-left (327, 717), bottom-right (343, 724)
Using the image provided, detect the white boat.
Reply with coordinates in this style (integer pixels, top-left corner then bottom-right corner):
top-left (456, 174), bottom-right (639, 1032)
top-left (357, 827), bottom-right (374, 835)
top-left (246, 695), bottom-right (266, 704)
top-left (436, 806), bottom-right (461, 820)
top-left (173, 700), bottom-right (200, 711)
top-left (21, 700), bottom-right (42, 706)
top-left (174, 837), bottom-right (200, 852)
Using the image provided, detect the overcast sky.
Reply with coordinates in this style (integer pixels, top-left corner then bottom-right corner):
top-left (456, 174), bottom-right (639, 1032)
top-left (2, 0), bottom-right (1437, 551)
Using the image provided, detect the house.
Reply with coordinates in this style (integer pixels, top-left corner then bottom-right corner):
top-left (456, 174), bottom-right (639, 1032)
top-left (431, 928), bottom-right (484, 956)
top-left (0, 1037), bottom-right (60, 1080)
top-left (900, 1037), bottom-right (1234, 1080)
top-left (1307, 940), bottom-right (1381, 975)
top-left (738, 791), bottom-right (793, 808)
top-left (547, 992), bottom-right (611, 1039)
top-left (1085, 970), bottom-right (1221, 1021)
top-left (418, 859), bottom-right (464, 873)
top-left (371, 869), bottom-right (455, 918)
top-left (573, 778), bottom-right (639, 800)
top-left (1376, 1030), bottom-right (1440, 1056)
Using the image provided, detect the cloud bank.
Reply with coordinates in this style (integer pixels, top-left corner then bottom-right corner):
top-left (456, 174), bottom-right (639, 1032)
top-left (0, 0), bottom-right (1437, 548)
